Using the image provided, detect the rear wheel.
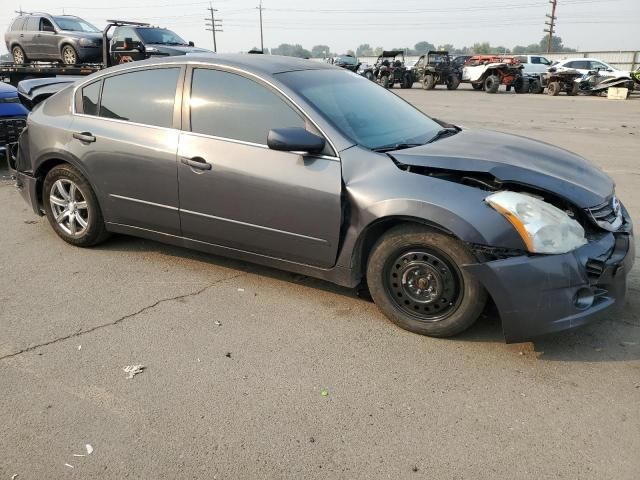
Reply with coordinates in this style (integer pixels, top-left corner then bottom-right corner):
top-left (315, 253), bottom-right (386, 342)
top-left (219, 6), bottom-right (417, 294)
top-left (401, 73), bottom-right (412, 89)
top-left (566, 82), bottom-right (579, 96)
top-left (446, 73), bottom-right (460, 90)
top-left (484, 75), bottom-right (500, 93)
top-left (547, 81), bottom-right (561, 96)
top-left (61, 45), bottom-right (78, 65)
top-left (366, 225), bottom-right (486, 338)
top-left (422, 74), bottom-right (435, 90)
top-left (514, 76), bottom-right (529, 93)
top-left (381, 75), bottom-right (390, 89)
top-left (529, 78), bottom-right (544, 94)
top-left (43, 164), bottom-right (109, 247)
top-left (12, 45), bottom-right (27, 64)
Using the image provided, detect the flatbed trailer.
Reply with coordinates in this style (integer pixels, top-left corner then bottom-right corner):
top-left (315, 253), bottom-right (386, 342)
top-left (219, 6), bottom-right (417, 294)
top-left (1, 19), bottom-right (151, 86)
top-left (0, 62), bottom-right (104, 86)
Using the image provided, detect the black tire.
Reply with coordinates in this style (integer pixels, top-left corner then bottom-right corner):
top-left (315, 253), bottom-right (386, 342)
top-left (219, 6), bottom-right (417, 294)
top-left (366, 224), bottom-right (486, 338)
top-left (365, 71), bottom-right (374, 81)
top-left (566, 82), bottom-right (579, 96)
top-left (43, 164), bottom-right (109, 247)
top-left (401, 73), bottom-right (412, 89)
top-left (514, 77), bottom-right (529, 94)
top-left (61, 44), bottom-right (78, 65)
top-left (422, 74), bottom-right (435, 90)
top-left (12, 45), bottom-right (27, 64)
top-left (547, 81), bottom-right (561, 96)
top-left (381, 75), bottom-right (390, 89)
top-left (529, 78), bottom-right (544, 94)
top-left (484, 75), bottom-right (500, 93)
top-left (446, 74), bottom-right (460, 90)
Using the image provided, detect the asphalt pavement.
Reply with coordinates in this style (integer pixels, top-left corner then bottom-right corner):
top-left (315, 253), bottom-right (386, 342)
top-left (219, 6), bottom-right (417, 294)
top-left (1, 85), bottom-right (639, 479)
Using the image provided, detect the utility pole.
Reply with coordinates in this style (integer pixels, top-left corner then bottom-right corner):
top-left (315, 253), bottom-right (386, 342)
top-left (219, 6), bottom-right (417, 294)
top-left (544, 0), bottom-right (558, 53)
top-left (256, 1), bottom-right (264, 53)
top-left (205, 3), bottom-right (223, 52)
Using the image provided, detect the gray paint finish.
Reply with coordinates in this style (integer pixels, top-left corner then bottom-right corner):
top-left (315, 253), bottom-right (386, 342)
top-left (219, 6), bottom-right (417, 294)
top-left (12, 54), bottom-right (634, 342)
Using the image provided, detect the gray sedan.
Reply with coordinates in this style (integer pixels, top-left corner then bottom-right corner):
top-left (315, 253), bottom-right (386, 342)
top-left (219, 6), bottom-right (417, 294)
top-left (9, 55), bottom-right (634, 342)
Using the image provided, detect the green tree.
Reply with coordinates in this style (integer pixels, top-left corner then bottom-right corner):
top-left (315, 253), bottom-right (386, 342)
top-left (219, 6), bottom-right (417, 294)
top-left (414, 41), bottom-right (435, 54)
top-left (539, 35), bottom-right (575, 53)
top-left (311, 45), bottom-right (331, 58)
top-left (437, 44), bottom-right (455, 53)
top-left (471, 42), bottom-right (492, 54)
top-left (271, 43), bottom-right (311, 58)
top-left (356, 43), bottom-right (373, 56)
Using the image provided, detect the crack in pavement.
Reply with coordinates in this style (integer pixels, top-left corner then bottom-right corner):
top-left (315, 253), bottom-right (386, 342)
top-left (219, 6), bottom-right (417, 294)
top-left (0, 271), bottom-right (247, 361)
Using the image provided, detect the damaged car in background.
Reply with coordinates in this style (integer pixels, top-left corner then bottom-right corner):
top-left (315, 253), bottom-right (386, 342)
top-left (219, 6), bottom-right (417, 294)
top-left (8, 55), bottom-right (634, 343)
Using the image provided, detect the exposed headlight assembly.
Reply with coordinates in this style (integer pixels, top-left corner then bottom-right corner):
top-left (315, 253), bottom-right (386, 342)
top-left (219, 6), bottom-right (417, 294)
top-left (486, 191), bottom-right (587, 254)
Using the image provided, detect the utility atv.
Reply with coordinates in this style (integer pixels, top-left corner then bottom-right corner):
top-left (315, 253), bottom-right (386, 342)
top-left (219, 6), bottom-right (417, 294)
top-left (542, 68), bottom-right (582, 96)
top-left (462, 55), bottom-right (527, 94)
top-left (413, 51), bottom-right (460, 90)
top-left (373, 50), bottom-right (412, 89)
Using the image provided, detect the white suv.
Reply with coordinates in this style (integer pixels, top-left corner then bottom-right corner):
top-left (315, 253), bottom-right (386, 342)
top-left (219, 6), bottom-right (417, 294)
top-left (514, 55), bottom-right (552, 74)
top-left (552, 58), bottom-right (629, 77)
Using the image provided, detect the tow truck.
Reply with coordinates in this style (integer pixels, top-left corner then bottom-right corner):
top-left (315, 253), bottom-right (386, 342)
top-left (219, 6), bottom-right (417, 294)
top-left (0, 20), bottom-right (150, 86)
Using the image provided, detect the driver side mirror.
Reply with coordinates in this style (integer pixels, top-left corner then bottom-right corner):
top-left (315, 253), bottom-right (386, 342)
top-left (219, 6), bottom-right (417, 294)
top-left (188, 41), bottom-right (195, 47)
top-left (267, 128), bottom-right (325, 154)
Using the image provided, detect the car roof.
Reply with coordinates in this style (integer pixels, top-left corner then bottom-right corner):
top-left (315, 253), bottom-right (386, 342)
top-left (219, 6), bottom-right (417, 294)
top-left (94, 54), bottom-right (338, 77)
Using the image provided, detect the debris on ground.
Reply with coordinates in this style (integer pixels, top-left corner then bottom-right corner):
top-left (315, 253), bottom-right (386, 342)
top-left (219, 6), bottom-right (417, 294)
top-left (64, 463), bottom-right (74, 469)
top-left (23, 220), bottom-right (38, 224)
top-left (237, 288), bottom-right (245, 292)
top-left (85, 444), bottom-right (94, 455)
top-left (123, 365), bottom-right (145, 379)
top-left (320, 389), bottom-right (329, 397)
top-left (214, 320), bottom-right (222, 326)
top-left (77, 345), bottom-right (82, 350)
top-left (225, 352), bottom-right (232, 358)
top-left (11, 474), bottom-right (18, 480)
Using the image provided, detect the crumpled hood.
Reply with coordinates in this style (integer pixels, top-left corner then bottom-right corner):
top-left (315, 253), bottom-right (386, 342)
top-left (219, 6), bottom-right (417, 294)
top-left (390, 128), bottom-right (613, 208)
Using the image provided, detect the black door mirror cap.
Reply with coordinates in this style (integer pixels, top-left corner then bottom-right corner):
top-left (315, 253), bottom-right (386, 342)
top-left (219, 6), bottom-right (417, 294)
top-left (267, 127), bottom-right (325, 155)
top-left (188, 41), bottom-right (195, 47)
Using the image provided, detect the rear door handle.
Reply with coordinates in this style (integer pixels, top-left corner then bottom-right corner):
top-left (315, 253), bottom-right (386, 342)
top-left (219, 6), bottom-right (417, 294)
top-left (181, 156), bottom-right (211, 170)
top-left (73, 132), bottom-right (96, 143)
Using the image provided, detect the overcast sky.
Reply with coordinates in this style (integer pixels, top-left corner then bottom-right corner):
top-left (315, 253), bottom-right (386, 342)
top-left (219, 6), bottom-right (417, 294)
top-left (1, 0), bottom-right (638, 55)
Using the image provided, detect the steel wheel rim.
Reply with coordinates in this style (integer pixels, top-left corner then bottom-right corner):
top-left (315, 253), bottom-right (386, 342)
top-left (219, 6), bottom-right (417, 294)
top-left (49, 179), bottom-right (89, 237)
top-left (13, 47), bottom-right (24, 64)
top-left (385, 249), bottom-right (462, 322)
top-left (63, 47), bottom-right (76, 64)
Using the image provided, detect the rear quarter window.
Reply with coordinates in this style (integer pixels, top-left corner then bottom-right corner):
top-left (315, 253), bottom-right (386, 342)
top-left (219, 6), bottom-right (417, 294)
top-left (81, 80), bottom-right (102, 116)
top-left (10, 17), bottom-right (27, 31)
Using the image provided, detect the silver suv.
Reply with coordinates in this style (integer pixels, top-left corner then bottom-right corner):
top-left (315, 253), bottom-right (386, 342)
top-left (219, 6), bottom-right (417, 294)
top-left (5, 13), bottom-right (102, 65)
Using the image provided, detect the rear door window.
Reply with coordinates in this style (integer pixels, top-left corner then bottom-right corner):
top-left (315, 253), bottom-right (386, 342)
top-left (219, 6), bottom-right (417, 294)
top-left (189, 68), bottom-right (305, 145)
top-left (99, 68), bottom-right (180, 128)
top-left (81, 80), bottom-right (102, 116)
top-left (25, 16), bottom-right (39, 31)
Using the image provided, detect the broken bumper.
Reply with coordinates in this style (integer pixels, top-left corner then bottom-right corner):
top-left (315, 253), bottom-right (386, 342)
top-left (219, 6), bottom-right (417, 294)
top-left (465, 222), bottom-right (634, 343)
top-left (6, 144), bottom-right (40, 215)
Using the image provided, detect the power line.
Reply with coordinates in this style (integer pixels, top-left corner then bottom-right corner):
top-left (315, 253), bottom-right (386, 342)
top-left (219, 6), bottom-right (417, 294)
top-left (205, 2), bottom-right (223, 52)
top-left (544, 0), bottom-right (558, 53)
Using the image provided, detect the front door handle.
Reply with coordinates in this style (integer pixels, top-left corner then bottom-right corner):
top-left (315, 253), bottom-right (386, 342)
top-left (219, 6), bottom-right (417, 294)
top-left (181, 156), bottom-right (212, 171)
top-left (72, 132), bottom-right (96, 143)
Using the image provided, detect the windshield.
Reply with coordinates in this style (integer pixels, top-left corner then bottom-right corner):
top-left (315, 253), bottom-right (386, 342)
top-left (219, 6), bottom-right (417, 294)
top-left (335, 56), bottom-right (357, 65)
top-left (53, 16), bottom-right (99, 33)
top-left (278, 69), bottom-right (441, 150)
top-left (137, 28), bottom-right (187, 45)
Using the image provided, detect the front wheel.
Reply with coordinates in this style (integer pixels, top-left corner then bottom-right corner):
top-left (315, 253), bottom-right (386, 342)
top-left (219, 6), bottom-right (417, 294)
top-left (43, 164), bottom-right (109, 247)
top-left (446, 74), bottom-right (460, 90)
top-left (365, 71), bottom-right (374, 81)
top-left (484, 75), bottom-right (500, 93)
top-left (422, 74), bottom-right (435, 90)
top-left (366, 225), bottom-right (486, 338)
top-left (547, 81), bottom-right (561, 96)
top-left (61, 45), bottom-right (78, 65)
top-left (381, 75), bottom-right (390, 89)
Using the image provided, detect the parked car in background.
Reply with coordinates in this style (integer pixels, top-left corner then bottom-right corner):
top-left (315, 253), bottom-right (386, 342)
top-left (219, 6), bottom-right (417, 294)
top-left (109, 25), bottom-right (211, 64)
top-left (513, 54), bottom-right (552, 75)
top-left (5, 13), bottom-right (103, 64)
top-left (0, 81), bottom-right (28, 155)
top-left (327, 54), bottom-right (359, 72)
top-left (552, 58), bottom-right (630, 78)
top-left (9, 55), bottom-right (633, 343)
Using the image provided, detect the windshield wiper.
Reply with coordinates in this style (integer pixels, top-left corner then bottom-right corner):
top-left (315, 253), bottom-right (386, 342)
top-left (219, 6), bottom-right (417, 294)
top-left (371, 143), bottom-right (423, 153)
top-left (426, 127), bottom-right (459, 144)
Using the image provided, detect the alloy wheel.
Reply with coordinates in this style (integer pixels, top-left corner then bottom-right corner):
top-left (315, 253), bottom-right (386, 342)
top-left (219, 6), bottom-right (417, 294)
top-left (385, 249), bottom-right (462, 321)
top-left (49, 179), bottom-right (89, 237)
top-left (62, 46), bottom-right (77, 64)
top-left (13, 47), bottom-right (24, 64)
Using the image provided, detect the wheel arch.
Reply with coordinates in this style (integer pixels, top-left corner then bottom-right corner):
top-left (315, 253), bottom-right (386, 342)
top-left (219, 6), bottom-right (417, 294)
top-left (33, 153), bottom-right (98, 211)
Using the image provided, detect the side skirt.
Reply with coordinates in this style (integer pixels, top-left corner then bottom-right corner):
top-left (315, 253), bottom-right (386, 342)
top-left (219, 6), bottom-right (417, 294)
top-left (105, 222), bottom-right (357, 288)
